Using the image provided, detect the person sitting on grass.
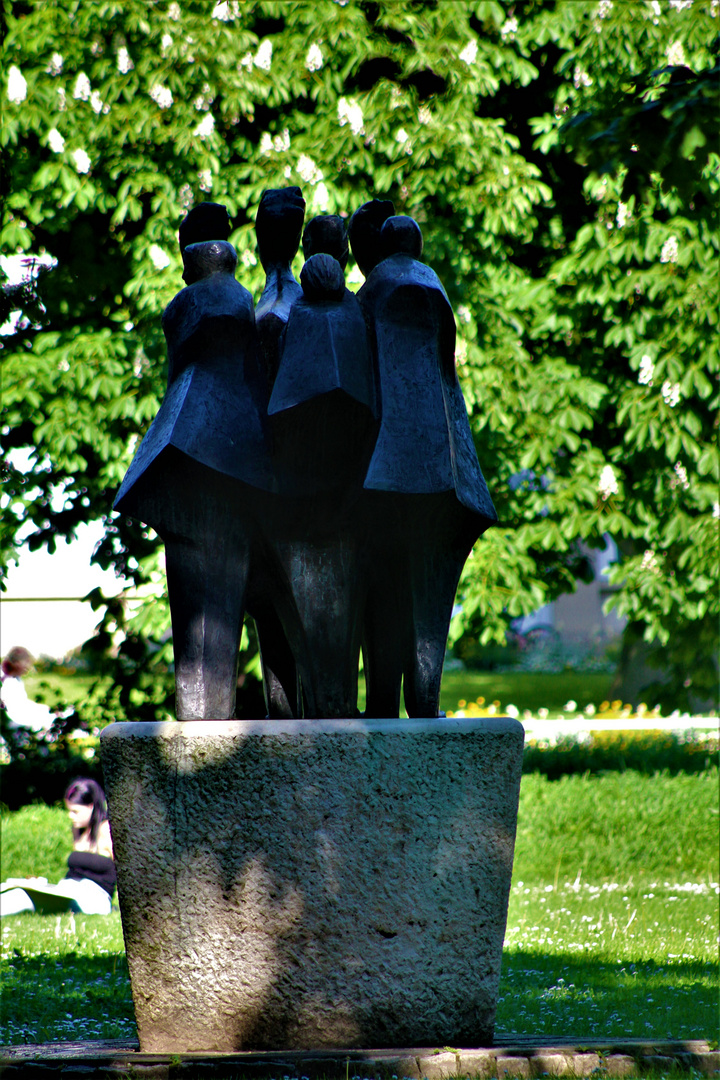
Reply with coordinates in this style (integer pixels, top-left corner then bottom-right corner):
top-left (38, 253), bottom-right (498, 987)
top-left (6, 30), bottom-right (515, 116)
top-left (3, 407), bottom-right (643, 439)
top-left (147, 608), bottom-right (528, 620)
top-left (0, 778), bottom-right (116, 917)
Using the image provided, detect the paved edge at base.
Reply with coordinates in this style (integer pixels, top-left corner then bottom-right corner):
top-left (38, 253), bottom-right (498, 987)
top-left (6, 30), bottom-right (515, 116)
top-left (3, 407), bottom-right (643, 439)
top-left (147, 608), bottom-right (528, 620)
top-left (0, 1039), bottom-right (717, 1078)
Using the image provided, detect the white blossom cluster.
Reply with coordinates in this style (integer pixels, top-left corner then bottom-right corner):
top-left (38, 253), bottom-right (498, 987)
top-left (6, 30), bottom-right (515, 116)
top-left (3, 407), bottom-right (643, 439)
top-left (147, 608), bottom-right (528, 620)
top-left (459, 39), bottom-right (478, 65)
top-left (296, 154), bottom-right (323, 185)
top-left (662, 380), bottom-right (681, 407)
top-left (255, 40), bottom-right (273, 71)
top-left (7, 66), bottom-right (27, 103)
top-left (305, 44), bottom-right (323, 72)
top-left (194, 114), bottom-right (215, 139)
top-left (149, 245), bottom-right (171, 270)
top-left (670, 462), bottom-right (690, 490)
top-left (395, 128), bottom-right (413, 154)
top-left (338, 97), bottom-right (364, 135)
top-left (660, 235), bottom-right (679, 263)
top-left (640, 549), bottom-right (660, 572)
top-left (73, 72), bottom-right (92, 101)
top-left (117, 47), bottom-right (134, 74)
top-left (669, 0), bottom-right (693, 9)
top-left (212, 0), bottom-right (240, 19)
top-left (638, 354), bottom-right (654, 385)
top-left (574, 67), bottom-right (593, 88)
top-left (57, 87), bottom-right (67, 110)
top-left (47, 128), bottom-right (65, 153)
top-left (501, 17), bottom-right (519, 40)
top-left (312, 182), bottom-right (330, 210)
top-left (418, 106), bottom-right (432, 125)
top-left (149, 84), bottom-right (173, 109)
top-left (198, 169), bottom-right (213, 192)
top-left (597, 465), bottom-right (619, 500)
top-left (666, 40), bottom-right (686, 65)
top-left (597, 0), bottom-right (613, 16)
top-left (616, 202), bottom-right (629, 227)
top-left (194, 84), bottom-right (214, 111)
top-left (259, 128), bottom-right (291, 155)
top-left (713, 502), bottom-right (720, 520)
top-left (161, 34), bottom-right (173, 56)
top-left (47, 53), bottom-right (63, 76)
top-left (168, 2), bottom-right (181, 18)
top-left (72, 148), bottom-right (91, 174)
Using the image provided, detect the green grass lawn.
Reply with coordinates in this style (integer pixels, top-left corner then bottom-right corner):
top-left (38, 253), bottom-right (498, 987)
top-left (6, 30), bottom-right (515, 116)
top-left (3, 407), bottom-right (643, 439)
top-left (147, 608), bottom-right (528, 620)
top-left (1, 770), bottom-right (717, 1047)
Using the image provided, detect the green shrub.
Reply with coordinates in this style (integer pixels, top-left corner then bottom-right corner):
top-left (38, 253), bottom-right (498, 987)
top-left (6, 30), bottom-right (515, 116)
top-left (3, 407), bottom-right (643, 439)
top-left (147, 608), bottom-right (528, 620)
top-left (523, 729), bottom-right (719, 780)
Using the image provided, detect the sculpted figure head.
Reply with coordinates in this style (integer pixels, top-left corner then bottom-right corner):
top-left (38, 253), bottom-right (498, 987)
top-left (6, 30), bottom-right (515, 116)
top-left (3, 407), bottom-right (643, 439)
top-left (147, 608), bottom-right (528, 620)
top-left (300, 253), bottom-right (346, 302)
top-left (182, 241), bottom-right (238, 285)
top-left (302, 215), bottom-right (349, 269)
top-left (381, 215), bottom-right (423, 261)
top-left (178, 202), bottom-right (231, 253)
top-left (348, 199), bottom-right (395, 278)
top-left (255, 186), bottom-right (306, 270)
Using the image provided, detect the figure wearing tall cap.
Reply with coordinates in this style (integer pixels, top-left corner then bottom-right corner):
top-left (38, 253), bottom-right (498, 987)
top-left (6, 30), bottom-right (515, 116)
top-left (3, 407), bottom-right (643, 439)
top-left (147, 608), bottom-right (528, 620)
top-left (114, 203), bottom-right (273, 720)
top-left (263, 247), bottom-right (377, 717)
top-left (254, 186), bottom-right (306, 388)
top-left (353, 211), bottom-right (498, 719)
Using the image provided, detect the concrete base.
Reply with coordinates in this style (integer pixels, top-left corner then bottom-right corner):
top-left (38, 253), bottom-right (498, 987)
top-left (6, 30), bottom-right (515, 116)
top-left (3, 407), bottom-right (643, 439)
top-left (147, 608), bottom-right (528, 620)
top-left (100, 717), bottom-right (524, 1054)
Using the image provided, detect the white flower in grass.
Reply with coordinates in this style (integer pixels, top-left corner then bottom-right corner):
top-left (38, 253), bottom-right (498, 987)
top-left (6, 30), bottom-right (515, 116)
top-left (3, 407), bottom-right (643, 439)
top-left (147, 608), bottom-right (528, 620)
top-left (459, 39), bottom-right (478, 65)
top-left (161, 34), bottom-right (173, 55)
top-left (194, 113), bottom-right (215, 139)
top-left (305, 44), bottom-right (323, 72)
top-left (598, 465), bottom-right (619, 500)
top-left (537, 707), bottom-right (549, 719)
top-left (584, 703), bottom-right (596, 716)
top-left (669, 0), bottom-right (693, 9)
top-left (255, 40), bottom-right (273, 71)
top-left (90, 90), bottom-right (104, 115)
top-left (117, 47), bottom-right (134, 74)
top-left (73, 72), bottom-right (91, 101)
top-left (501, 17), bottom-right (519, 40)
top-left (564, 700), bottom-right (577, 713)
top-left (661, 380), bottom-right (681, 407)
top-left (48, 128), bottom-right (65, 153)
top-left (711, 0), bottom-right (719, 14)
top-left (660, 235), bottom-right (679, 263)
top-left (7, 66), bottom-right (27, 103)
top-left (72, 148), bottom-right (91, 174)
top-left (666, 40), bottom-right (686, 66)
top-left (150, 84), bottom-right (173, 109)
top-left (638, 354), bottom-right (654, 385)
top-left (149, 245), bottom-right (171, 270)
top-left (597, 0), bottom-right (613, 15)
top-left (198, 168), bottom-right (213, 192)
top-left (337, 97), bottom-right (364, 136)
top-left (168, 2), bottom-right (181, 19)
top-left (506, 704), bottom-right (519, 718)
top-left (47, 53), bottom-right (64, 76)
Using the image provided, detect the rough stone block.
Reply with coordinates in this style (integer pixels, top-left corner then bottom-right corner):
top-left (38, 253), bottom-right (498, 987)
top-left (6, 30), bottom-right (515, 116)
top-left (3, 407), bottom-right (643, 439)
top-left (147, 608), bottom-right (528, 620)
top-left (416, 1051), bottom-right (458, 1079)
top-left (529, 1053), bottom-right (570, 1076)
top-left (496, 1057), bottom-right (531, 1078)
top-left (604, 1056), bottom-right (637, 1078)
top-left (456, 1049), bottom-right (497, 1078)
top-left (101, 717), bottom-right (523, 1053)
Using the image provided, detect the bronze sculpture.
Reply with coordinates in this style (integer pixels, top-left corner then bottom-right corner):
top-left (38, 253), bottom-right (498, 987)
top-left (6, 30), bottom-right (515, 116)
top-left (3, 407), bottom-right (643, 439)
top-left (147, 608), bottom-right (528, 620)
top-left (115, 192), bottom-right (496, 719)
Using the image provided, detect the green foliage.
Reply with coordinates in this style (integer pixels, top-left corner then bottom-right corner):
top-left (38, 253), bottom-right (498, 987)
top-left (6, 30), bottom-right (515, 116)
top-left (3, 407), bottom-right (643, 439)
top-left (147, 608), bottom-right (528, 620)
top-left (1, 0), bottom-right (717, 717)
top-left (523, 729), bottom-right (719, 780)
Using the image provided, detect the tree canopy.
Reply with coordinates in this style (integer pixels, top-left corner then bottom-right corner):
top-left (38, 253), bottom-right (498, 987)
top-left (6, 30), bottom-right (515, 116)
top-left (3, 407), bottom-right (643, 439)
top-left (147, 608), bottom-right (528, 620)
top-left (2, 0), bottom-right (718, 717)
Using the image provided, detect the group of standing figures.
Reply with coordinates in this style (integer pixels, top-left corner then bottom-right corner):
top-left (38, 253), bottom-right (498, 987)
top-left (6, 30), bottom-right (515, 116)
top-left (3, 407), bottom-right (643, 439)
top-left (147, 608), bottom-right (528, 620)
top-left (115, 188), bottom-right (497, 721)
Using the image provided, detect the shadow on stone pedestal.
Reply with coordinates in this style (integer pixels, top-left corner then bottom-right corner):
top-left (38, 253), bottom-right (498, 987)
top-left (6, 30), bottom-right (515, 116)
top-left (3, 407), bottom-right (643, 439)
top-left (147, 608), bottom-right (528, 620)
top-left (100, 717), bottom-right (524, 1054)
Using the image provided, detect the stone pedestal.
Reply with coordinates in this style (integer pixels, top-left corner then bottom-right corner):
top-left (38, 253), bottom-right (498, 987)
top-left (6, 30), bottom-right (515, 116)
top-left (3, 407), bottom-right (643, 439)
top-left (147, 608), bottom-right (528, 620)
top-left (100, 716), bottom-right (524, 1053)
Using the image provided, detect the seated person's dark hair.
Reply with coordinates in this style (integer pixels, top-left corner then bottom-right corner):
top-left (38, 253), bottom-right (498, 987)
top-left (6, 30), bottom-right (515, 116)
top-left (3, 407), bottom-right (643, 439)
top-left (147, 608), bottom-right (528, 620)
top-left (381, 215), bottom-right (423, 261)
top-left (302, 215), bottom-right (349, 269)
top-left (178, 202), bottom-right (232, 253)
top-left (255, 186), bottom-right (306, 269)
top-left (348, 199), bottom-right (395, 278)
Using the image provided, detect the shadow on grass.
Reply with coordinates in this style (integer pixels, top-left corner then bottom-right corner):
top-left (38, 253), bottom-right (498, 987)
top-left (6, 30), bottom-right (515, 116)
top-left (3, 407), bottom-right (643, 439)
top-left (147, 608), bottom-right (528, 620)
top-left (496, 950), bottom-right (716, 1041)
